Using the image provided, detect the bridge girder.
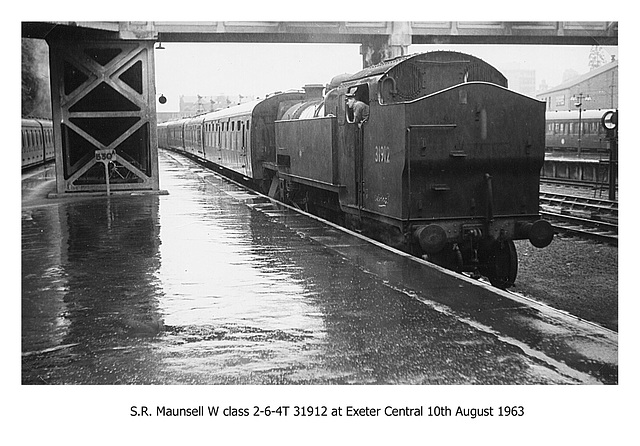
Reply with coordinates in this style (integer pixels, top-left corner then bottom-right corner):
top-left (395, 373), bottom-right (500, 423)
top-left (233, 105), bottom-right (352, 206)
top-left (23, 21), bottom-right (618, 47)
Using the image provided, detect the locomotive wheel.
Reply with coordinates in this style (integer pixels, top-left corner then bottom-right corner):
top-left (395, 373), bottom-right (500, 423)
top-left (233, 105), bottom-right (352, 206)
top-left (483, 240), bottom-right (518, 289)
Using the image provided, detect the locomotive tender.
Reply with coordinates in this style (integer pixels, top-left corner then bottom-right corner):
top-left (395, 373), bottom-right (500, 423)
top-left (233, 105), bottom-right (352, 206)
top-left (158, 51), bottom-right (554, 288)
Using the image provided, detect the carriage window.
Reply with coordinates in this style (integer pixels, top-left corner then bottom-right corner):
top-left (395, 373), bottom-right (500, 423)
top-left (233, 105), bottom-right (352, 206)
top-left (584, 123), bottom-right (592, 135)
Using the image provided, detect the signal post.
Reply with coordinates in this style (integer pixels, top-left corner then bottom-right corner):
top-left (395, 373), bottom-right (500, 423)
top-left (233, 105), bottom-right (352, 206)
top-left (601, 110), bottom-right (618, 201)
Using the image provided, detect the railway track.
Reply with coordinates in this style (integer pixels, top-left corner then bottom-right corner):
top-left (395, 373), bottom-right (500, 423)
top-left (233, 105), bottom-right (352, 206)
top-left (539, 191), bottom-right (618, 244)
top-left (540, 178), bottom-right (617, 199)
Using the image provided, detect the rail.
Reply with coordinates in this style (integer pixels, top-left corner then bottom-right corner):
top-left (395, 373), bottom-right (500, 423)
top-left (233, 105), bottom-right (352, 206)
top-left (540, 192), bottom-right (617, 245)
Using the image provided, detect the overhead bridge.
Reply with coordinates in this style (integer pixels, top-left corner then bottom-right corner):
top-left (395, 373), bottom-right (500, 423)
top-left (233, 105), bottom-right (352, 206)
top-left (21, 21), bottom-right (617, 196)
top-left (23, 21), bottom-right (618, 45)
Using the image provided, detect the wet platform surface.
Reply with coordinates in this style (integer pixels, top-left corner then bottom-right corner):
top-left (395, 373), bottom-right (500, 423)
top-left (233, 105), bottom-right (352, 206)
top-left (21, 150), bottom-right (617, 384)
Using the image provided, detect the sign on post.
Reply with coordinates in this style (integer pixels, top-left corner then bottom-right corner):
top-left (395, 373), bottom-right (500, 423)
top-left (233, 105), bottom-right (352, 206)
top-left (95, 149), bottom-right (117, 195)
top-left (601, 110), bottom-right (618, 136)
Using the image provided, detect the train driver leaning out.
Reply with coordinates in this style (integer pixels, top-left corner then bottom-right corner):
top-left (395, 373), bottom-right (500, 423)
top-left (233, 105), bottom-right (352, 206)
top-left (346, 92), bottom-right (369, 128)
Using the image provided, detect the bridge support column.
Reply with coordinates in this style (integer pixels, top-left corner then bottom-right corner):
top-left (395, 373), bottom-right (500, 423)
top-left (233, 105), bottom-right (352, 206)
top-left (360, 21), bottom-right (411, 67)
top-left (47, 38), bottom-right (162, 196)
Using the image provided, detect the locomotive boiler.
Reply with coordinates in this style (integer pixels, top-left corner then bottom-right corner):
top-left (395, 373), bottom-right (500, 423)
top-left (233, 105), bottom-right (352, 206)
top-left (158, 51), bottom-right (554, 288)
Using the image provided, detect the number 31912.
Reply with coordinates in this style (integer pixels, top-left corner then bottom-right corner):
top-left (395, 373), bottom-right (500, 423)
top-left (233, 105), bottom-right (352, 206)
top-left (374, 145), bottom-right (390, 163)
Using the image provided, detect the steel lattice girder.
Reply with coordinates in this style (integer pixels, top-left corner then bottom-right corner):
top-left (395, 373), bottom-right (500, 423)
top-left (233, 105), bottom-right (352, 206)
top-left (48, 39), bottom-right (160, 194)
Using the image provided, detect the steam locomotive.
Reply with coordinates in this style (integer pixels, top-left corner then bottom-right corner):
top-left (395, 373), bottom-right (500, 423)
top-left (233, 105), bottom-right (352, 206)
top-left (158, 51), bottom-right (554, 288)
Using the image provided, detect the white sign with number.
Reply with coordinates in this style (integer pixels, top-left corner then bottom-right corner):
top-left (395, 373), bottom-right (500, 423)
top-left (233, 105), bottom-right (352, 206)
top-left (95, 149), bottom-right (116, 163)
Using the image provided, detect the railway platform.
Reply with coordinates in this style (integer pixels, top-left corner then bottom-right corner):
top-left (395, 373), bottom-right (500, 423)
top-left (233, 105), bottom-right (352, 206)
top-left (542, 153), bottom-right (617, 200)
top-left (21, 150), bottom-right (617, 385)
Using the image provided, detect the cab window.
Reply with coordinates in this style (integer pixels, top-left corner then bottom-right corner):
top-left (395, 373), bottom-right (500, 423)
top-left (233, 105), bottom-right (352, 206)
top-left (343, 84), bottom-right (369, 125)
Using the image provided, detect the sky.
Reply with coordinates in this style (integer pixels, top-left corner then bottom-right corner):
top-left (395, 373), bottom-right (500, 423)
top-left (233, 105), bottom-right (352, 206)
top-left (154, 41), bottom-right (618, 112)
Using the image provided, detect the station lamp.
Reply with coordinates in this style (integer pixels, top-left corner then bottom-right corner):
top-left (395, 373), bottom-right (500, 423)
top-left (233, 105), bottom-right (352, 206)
top-left (570, 93), bottom-right (591, 155)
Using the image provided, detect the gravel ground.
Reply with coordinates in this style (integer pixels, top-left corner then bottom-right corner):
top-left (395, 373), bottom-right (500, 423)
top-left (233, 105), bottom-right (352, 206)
top-left (513, 235), bottom-right (618, 331)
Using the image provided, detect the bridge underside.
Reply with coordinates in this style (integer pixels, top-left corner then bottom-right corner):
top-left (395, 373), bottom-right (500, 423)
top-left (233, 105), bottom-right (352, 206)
top-left (23, 21), bottom-right (618, 45)
top-left (23, 21), bottom-right (617, 196)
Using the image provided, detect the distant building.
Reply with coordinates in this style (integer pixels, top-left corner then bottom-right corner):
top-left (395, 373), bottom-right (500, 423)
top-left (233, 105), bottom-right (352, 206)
top-left (157, 93), bottom-right (256, 123)
top-left (561, 68), bottom-right (580, 83)
top-left (157, 94), bottom-right (256, 123)
top-left (180, 94), bottom-right (254, 114)
top-left (504, 69), bottom-right (536, 97)
top-left (536, 59), bottom-right (618, 111)
top-left (537, 79), bottom-right (549, 95)
top-left (157, 111), bottom-right (184, 123)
